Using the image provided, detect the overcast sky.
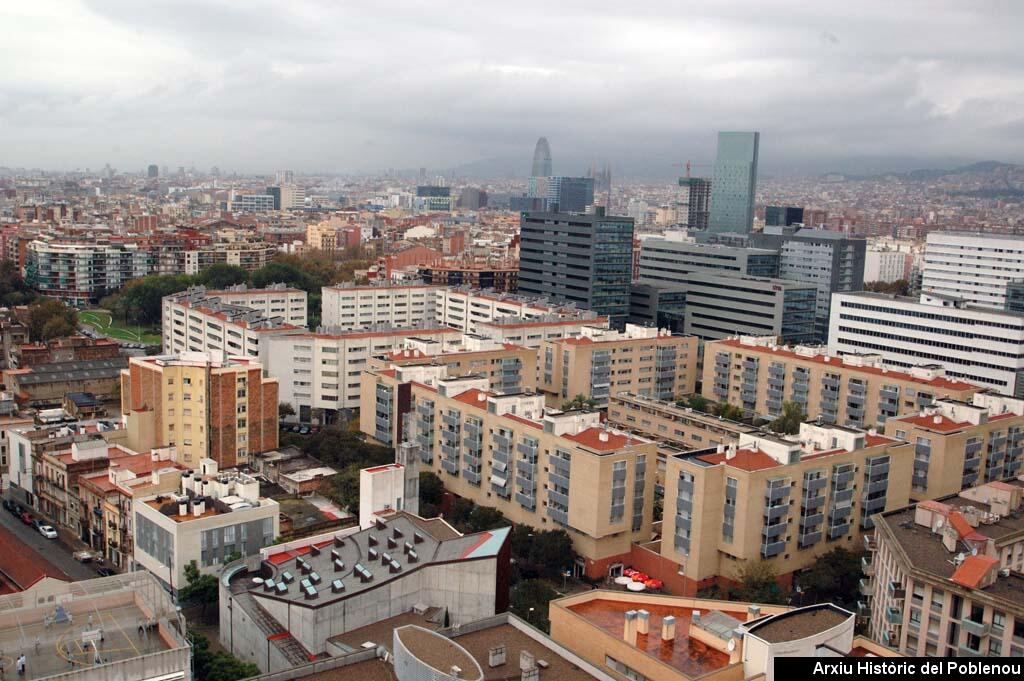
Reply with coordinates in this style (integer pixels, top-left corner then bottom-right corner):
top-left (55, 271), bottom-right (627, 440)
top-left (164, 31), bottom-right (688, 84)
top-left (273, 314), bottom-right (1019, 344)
top-left (2, 1), bottom-right (1023, 176)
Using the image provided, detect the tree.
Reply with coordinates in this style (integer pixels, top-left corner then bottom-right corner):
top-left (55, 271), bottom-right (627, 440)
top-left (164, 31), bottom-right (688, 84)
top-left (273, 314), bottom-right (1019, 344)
top-left (26, 298), bottom-right (77, 340)
top-left (419, 472), bottom-right (444, 507)
top-left (328, 464), bottom-right (361, 511)
top-left (278, 402), bottom-right (296, 419)
top-left (511, 579), bottom-right (558, 632)
top-left (447, 498), bottom-right (475, 528)
top-left (179, 561), bottom-right (219, 623)
top-left (527, 529), bottom-right (575, 580)
top-left (281, 425), bottom-right (393, 469)
top-left (189, 629), bottom-right (260, 681)
top-left (797, 548), bottom-right (864, 609)
top-left (730, 560), bottom-right (788, 605)
top-left (712, 401), bottom-right (746, 421)
top-left (466, 506), bottom-right (509, 533)
top-left (678, 394), bottom-right (709, 412)
top-left (224, 550), bottom-right (242, 564)
top-left (768, 401), bottom-right (806, 435)
top-left (196, 264), bottom-right (248, 289)
top-left (106, 274), bottom-right (194, 325)
top-left (249, 262), bottom-right (309, 291)
top-left (0, 260), bottom-right (35, 306)
top-left (864, 279), bottom-right (910, 296)
top-left (561, 394), bottom-right (598, 411)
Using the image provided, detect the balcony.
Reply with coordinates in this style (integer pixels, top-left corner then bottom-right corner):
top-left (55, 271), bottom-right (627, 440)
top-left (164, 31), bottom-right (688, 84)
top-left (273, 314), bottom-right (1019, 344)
top-left (832, 470), bottom-right (854, 486)
top-left (764, 503), bottom-right (789, 523)
top-left (801, 493), bottom-right (825, 513)
top-left (547, 507), bottom-right (569, 525)
top-left (859, 578), bottom-right (873, 597)
top-left (762, 521), bottom-right (786, 540)
top-left (765, 484), bottom-right (791, 503)
top-left (440, 459), bottom-right (459, 475)
top-left (463, 421), bottom-right (481, 436)
top-left (517, 442), bottom-right (538, 459)
top-left (957, 644), bottom-right (983, 657)
top-left (798, 531), bottom-right (822, 548)
top-left (961, 616), bottom-right (990, 637)
top-left (822, 377), bottom-right (840, 389)
top-left (493, 433), bottom-right (511, 448)
top-left (833, 487), bottom-right (855, 504)
top-left (862, 496), bottom-right (887, 514)
top-left (804, 477), bottom-right (827, 493)
top-left (515, 492), bottom-right (536, 511)
top-left (676, 497), bottom-right (693, 514)
top-left (516, 475), bottom-right (537, 494)
top-left (828, 524), bottom-right (849, 540)
top-left (761, 541), bottom-right (786, 558)
top-left (799, 512), bottom-right (824, 529)
top-left (464, 469), bottom-right (481, 485)
top-left (862, 555), bottom-right (874, 576)
top-left (864, 534), bottom-right (877, 551)
top-left (887, 582), bottom-right (906, 600)
top-left (885, 606), bottom-right (902, 625)
top-left (548, 489), bottom-right (569, 507)
top-left (549, 471), bottom-right (570, 490)
top-left (963, 453), bottom-right (981, 469)
top-left (441, 412), bottom-right (460, 427)
top-left (863, 479), bottom-right (888, 496)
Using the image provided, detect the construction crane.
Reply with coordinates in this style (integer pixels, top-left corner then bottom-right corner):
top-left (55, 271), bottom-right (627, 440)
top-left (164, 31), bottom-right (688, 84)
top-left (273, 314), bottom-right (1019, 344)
top-left (671, 161), bottom-right (712, 178)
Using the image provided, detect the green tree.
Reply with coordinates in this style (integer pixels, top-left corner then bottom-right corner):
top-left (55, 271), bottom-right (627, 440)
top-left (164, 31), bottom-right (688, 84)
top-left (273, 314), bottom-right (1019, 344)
top-left (328, 464), bottom-right (361, 511)
top-left (106, 274), bottom-right (194, 325)
top-left (281, 425), bottom-right (392, 469)
top-left (26, 298), bottom-right (77, 340)
top-left (419, 472), bottom-right (444, 507)
top-left (561, 394), bottom-right (598, 411)
top-left (278, 402), bottom-right (296, 419)
top-left (249, 262), bottom-right (309, 291)
top-left (864, 279), bottom-right (910, 296)
top-left (0, 260), bottom-right (36, 306)
top-left (447, 497), bottom-right (475, 528)
top-left (510, 579), bottom-right (558, 633)
top-left (797, 548), bottom-right (864, 609)
top-left (179, 561), bottom-right (219, 623)
top-left (527, 529), bottom-right (575, 580)
top-left (196, 264), bottom-right (249, 289)
top-left (768, 401), bottom-right (806, 435)
top-left (679, 394), bottom-right (709, 412)
top-left (188, 629), bottom-right (260, 681)
top-left (712, 401), bottom-right (746, 421)
top-left (730, 560), bottom-right (788, 605)
top-left (466, 506), bottom-right (509, 533)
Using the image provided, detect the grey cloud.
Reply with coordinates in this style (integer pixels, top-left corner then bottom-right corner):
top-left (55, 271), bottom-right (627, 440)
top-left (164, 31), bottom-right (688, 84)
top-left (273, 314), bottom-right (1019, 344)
top-left (0, 0), bottom-right (1022, 175)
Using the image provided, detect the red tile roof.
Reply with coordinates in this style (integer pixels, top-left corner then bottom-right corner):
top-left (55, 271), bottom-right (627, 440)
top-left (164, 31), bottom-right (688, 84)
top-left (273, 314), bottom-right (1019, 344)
top-left (0, 525), bottom-right (70, 591)
top-left (948, 511), bottom-right (988, 542)
top-left (563, 427), bottom-right (641, 452)
top-left (697, 448), bottom-right (781, 471)
top-left (950, 555), bottom-right (999, 589)
top-left (452, 389), bottom-right (493, 407)
top-left (504, 413), bottom-right (542, 430)
top-left (893, 413), bottom-right (972, 433)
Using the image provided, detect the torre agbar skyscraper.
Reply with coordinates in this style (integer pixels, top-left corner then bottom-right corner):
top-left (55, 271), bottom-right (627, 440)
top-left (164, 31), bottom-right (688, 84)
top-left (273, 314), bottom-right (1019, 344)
top-left (532, 137), bottom-right (552, 177)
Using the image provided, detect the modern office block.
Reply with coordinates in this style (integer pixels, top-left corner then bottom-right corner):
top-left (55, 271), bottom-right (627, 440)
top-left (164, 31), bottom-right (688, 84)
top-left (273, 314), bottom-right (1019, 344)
top-left (637, 235), bottom-right (780, 285)
top-left (682, 273), bottom-right (817, 343)
top-left (708, 131), bottom-right (759, 233)
top-left (751, 226), bottom-right (866, 342)
top-left (676, 177), bottom-right (711, 230)
top-left (545, 176), bottom-right (595, 213)
top-left (764, 205), bottom-right (804, 227)
top-left (922, 232), bottom-right (1024, 310)
top-left (518, 209), bottom-right (635, 327)
top-left (829, 292), bottom-right (1024, 397)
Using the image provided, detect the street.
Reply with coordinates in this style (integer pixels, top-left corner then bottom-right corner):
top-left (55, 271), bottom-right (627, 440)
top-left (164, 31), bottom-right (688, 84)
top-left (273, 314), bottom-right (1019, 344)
top-left (0, 497), bottom-right (102, 581)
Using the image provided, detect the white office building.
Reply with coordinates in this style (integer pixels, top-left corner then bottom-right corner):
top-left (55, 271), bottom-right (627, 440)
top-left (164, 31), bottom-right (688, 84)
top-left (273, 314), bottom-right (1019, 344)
top-left (922, 232), bottom-right (1024, 309)
top-left (829, 291), bottom-right (1024, 397)
top-left (320, 284), bottom-right (440, 330)
top-left (864, 247), bottom-right (909, 284)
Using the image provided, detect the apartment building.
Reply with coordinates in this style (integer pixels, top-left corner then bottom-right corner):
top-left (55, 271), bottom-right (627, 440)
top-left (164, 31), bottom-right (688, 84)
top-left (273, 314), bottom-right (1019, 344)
top-left (261, 326), bottom-right (463, 422)
top-left (433, 288), bottom-right (601, 335)
top-left (321, 283), bottom-right (441, 330)
top-left (134, 460), bottom-right (279, 592)
top-left (829, 291), bottom-right (1024, 397)
top-left (703, 336), bottom-right (979, 426)
top-left (182, 239), bottom-right (278, 274)
top-left (24, 238), bottom-right (153, 306)
top-left (550, 592), bottom-right (895, 681)
top-left (608, 392), bottom-right (760, 485)
top-left (661, 423), bottom-right (913, 593)
top-left (162, 288), bottom-right (306, 357)
top-left (884, 392), bottom-right (1024, 501)
top-left (537, 324), bottom-right (698, 407)
top-left (922, 231), bottom-right (1024, 310)
top-left (361, 341), bottom-right (537, 447)
top-left (168, 283), bottom-right (307, 326)
top-left (77, 446), bottom-right (189, 569)
top-left (473, 316), bottom-right (610, 347)
top-left (417, 261), bottom-right (519, 293)
top-left (369, 374), bottom-right (656, 577)
top-left (120, 352), bottom-right (279, 469)
top-left (866, 481), bottom-right (1024, 656)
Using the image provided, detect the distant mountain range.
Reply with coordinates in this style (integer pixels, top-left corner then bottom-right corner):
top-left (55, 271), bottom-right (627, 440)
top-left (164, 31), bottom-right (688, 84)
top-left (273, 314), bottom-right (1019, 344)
top-left (819, 160), bottom-right (1022, 183)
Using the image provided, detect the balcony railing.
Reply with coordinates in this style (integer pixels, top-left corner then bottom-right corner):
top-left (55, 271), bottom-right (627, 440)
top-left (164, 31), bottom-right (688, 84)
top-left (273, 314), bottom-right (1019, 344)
top-left (961, 616), bottom-right (990, 637)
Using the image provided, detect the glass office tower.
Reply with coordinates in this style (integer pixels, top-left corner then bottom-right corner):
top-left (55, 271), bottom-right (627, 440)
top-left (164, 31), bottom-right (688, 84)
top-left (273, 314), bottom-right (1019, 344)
top-left (708, 131), bottom-right (760, 234)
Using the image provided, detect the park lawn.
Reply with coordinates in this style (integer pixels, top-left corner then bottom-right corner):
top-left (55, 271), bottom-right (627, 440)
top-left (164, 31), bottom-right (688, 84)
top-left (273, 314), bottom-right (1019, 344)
top-left (79, 309), bottom-right (162, 345)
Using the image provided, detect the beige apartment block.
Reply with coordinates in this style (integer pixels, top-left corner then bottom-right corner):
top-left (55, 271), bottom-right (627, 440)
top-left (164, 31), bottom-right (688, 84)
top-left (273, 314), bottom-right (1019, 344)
top-left (364, 371), bottom-right (656, 578)
top-left (661, 422), bottom-right (913, 594)
top-left (703, 336), bottom-right (978, 427)
top-left (866, 480), bottom-right (1024, 656)
top-left (538, 324), bottom-right (698, 407)
top-left (885, 391), bottom-right (1024, 501)
top-left (608, 391), bottom-right (760, 486)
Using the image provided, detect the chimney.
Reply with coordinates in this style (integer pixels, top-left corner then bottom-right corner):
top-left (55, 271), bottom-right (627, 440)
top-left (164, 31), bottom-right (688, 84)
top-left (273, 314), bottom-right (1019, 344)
top-left (637, 610), bottom-right (650, 635)
top-left (726, 443), bottom-right (737, 460)
top-left (747, 605), bottom-right (761, 621)
top-left (661, 615), bottom-right (676, 641)
top-left (716, 443), bottom-right (725, 454)
top-left (599, 431), bottom-right (609, 443)
top-left (193, 499), bottom-right (205, 517)
top-left (178, 502), bottom-right (188, 516)
top-left (623, 610), bottom-right (638, 643)
top-left (933, 415), bottom-right (942, 424)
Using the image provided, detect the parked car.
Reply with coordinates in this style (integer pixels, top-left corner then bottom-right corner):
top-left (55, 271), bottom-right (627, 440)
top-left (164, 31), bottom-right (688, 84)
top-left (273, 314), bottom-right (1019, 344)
top-left (299, 426), bottom-right (310, 435)
top-left (95, 567), bottom-right (116, 577)
top-left (19, 512), bottom-right (33, 525)
top-left (31, 518), bottom-right (44, 531)
top-left (38, 525), bottom-right (57, 540)
top-left (2, 500), bottom-right (12, 513)
top-left (73, 550), bottom-right (97, 563)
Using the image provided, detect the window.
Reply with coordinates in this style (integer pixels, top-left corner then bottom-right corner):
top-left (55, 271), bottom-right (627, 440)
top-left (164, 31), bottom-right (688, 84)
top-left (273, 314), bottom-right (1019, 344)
top-left (605, 656), bottom-right (646, 681)
top-left (994, 610), bottom-right (1006, 632)
top-left (238, 419), bottom-right (247, 429)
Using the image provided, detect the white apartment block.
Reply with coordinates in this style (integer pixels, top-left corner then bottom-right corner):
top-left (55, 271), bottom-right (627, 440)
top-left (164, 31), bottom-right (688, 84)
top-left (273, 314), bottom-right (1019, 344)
top-left (320, 284), bottom-right (440, 330)
top-left (864, 247), bottom-right (909, 284)
top-left (162, 289), bottom-right (306, 358)
top-left (171, 284), bottom-right (307, 326)
top-left (829, 291), bottom-right (1024, 398)
top-left (434, 289), bottom-right (602, 335)
top-left (260, 327), bottom-right (462, 420)
top-left (922, 232), bottom-right (1024, 309)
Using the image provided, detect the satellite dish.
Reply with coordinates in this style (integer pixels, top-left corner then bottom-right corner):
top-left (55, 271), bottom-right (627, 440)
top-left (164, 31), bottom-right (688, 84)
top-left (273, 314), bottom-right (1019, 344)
top-left (935, 517), bottom-right (944, 529)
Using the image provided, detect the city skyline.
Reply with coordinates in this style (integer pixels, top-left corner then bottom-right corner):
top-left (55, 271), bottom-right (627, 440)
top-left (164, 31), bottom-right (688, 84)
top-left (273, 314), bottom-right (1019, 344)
top-left (2, 1), bottom-right (1024, 175)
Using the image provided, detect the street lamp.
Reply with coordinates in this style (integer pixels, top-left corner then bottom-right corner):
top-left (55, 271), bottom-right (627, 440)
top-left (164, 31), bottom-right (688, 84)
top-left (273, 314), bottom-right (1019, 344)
top-left (527, 607), bottom-right (534, 623)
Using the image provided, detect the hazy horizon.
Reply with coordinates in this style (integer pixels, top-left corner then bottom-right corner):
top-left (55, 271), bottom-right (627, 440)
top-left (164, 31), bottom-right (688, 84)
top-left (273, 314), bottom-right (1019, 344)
top-left (2, 1), bottom-right (1023, 176)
